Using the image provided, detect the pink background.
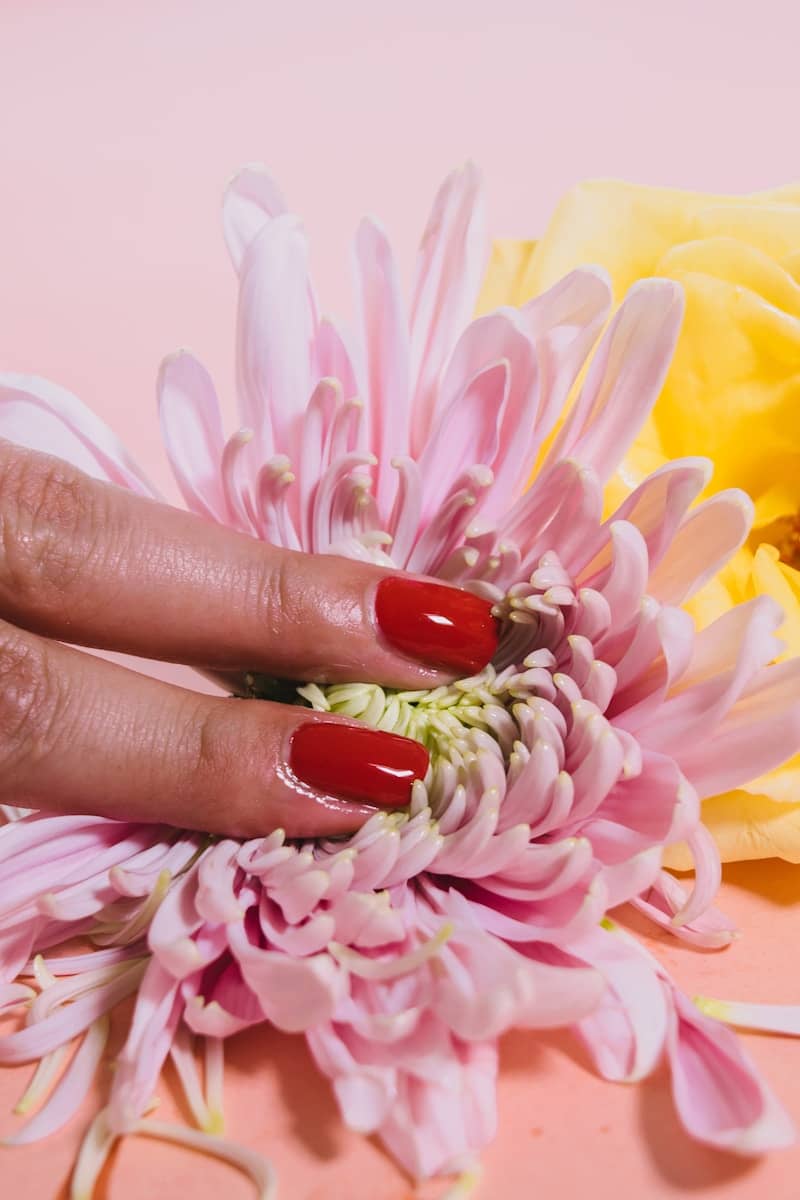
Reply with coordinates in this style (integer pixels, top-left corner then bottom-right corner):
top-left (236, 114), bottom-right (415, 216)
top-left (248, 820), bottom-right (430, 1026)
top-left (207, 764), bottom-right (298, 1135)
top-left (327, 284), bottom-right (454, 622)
top-left (2, 1), bottom-right (800, 1196)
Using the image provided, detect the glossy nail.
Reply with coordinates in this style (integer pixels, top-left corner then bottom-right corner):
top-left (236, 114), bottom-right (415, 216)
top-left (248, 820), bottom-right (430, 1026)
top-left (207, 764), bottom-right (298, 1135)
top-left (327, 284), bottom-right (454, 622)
top-left (290, 722), bottom-right (429, 807)
top-left (375, 577), bottom-right (499, 674)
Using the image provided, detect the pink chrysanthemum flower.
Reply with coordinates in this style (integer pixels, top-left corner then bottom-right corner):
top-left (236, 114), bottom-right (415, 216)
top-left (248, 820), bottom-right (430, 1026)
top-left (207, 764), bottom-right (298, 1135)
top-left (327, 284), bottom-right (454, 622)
top-left (2, 165), bottom-right (800, 1195)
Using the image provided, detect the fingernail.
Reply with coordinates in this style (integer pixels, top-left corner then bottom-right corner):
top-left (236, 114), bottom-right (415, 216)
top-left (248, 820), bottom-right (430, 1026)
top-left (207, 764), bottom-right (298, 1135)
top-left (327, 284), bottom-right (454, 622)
top-left (290, 722), bottom-right (429, 807)
top-left (375, 577), bottom-right (499, 674)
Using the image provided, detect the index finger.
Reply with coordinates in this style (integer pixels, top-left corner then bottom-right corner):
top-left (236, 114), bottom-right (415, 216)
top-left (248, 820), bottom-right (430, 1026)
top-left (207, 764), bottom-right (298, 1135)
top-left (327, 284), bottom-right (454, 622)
top-left (0, 441), bottom-right (498, 689)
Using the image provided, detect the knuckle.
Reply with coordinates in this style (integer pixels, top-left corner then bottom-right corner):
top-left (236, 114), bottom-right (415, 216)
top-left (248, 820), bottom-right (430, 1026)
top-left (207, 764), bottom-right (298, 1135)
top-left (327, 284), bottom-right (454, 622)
top-left (0, 622), bottom-right (62, 774)
top-left (193, 701), bottom-right (243, 792)
top-left (0, 445), bottom-right (105, 614)
top-left (249, 550), bottom-right (330, 675)
top-left (254, 551), bottom-right (299, 641)
top-left (188, 699), bottom-right (266, 837)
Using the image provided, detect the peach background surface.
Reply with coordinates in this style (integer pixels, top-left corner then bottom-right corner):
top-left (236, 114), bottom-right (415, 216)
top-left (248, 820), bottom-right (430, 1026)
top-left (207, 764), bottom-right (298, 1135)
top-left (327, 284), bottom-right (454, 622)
top-left (2, 1), bottom-right (800, 1197)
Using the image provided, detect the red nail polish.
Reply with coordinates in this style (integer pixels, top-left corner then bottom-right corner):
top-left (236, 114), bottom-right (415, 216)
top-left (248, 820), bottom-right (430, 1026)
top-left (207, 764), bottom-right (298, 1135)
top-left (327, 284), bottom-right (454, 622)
top-left (375, 578), bottom-right (499, 674)
top-left (290, 722), bottom-right (429, 807)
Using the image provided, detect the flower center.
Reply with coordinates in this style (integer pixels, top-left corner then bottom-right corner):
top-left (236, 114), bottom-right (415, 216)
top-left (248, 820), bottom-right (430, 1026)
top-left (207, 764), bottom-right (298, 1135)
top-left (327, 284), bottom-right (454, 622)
top-left (248, 554), bottom-right (635, 844)
top-left (759, 512), bottom-right (800, 570)
top-left (294, 552), bottom-right (627, 828)
top-left (297, 664), bottom-right (535, 776)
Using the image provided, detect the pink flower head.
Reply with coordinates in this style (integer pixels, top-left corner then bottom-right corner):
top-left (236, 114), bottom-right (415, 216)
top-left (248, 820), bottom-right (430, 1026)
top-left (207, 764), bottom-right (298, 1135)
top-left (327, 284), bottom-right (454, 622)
top-left (2, 164), bottom-right (800, 1193)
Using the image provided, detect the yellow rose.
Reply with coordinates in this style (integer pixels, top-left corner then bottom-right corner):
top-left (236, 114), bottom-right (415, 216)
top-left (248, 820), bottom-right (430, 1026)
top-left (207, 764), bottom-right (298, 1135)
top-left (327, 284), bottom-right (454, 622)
top-left (480, 181), bottom-right (800, 862)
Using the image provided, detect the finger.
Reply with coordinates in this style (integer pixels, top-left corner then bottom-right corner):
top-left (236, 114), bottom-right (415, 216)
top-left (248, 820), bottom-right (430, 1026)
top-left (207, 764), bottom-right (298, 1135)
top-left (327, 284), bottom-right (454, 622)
top-left (0, 618), bottom-right (429, 838)
top-left (0, 441), bottom-right (498, 688)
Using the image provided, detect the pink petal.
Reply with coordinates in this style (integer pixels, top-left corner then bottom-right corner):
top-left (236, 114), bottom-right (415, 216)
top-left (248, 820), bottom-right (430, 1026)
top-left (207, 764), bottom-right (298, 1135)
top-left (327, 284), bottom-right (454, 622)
top-left (648, 489), bottom-right (754, 604)
top-left (307, 1023), bottom-right (397, 1132)
top-left (415, 360), bottom-right (506, 523)
top-left (228, 925), bottom-right (345, 1032)
top-left (236, 214), bottom-right (314, 461)
top-left (432, 928), bottom-right (603, 1040)
top-left (5, 1015), bottom-right (109, 1144)
top-left (0, 374), bottom-right (157, 496)
top-left (0, 960), bottom-right (145, 1065)
top-left (677, 657), bottom-right (800, 797)
top-left (666, 986), bottom-right (795, 1153)
top-left (313, 318), bottom-right (359, 402)
top-left (584, 751), bottom-right (693, 864)
top-left (183, 961), bottom-right (266, 1039)
top-left (378, 1032), bottom-right (498, 1179)
top-left (572, 925), bottom-right (669, 1081)
top-left (520, 265), bottom-right (611, 443)
top-left (644, 596), bottom-right (784, 757)
top-left (107, 960), bottom-right (182, 1133)
top-left (147, 864), bottom-right (205, 980)
top-left (694, 997), bottom-right (800, 1037)
top-left (670, 823), bottom-right (722, 928)
top-left (597, 847), bottom-right (663, 907)
top-left (543, 279), bottom-right (684, 482)
top-left (353, 217), bottom-right (411, 511)
top-left (409, 163), bottom-right (487, 456)
top-left (607, 458), bottom-right (712, 572)
top-left (585, 520), bottom-right (650, 632)
top-left (633, 871), bottom-right (738, 949)
top-left (157, 352), bottom-right (229, 523)
top-left (222, 164), bottom-right (288, 272)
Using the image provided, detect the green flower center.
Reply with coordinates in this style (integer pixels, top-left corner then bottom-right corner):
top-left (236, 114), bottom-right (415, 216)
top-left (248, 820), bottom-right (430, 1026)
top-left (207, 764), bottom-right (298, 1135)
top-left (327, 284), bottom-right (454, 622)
top-left (297, 665), bottom-right (532, 773)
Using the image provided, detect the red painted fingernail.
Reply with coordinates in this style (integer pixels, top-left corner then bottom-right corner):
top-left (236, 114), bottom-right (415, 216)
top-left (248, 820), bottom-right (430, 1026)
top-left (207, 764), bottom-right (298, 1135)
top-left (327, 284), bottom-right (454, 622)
top-left (375, 577), bottom-right (499, 674)
top-left (290, 723), bottom-right (429, 807)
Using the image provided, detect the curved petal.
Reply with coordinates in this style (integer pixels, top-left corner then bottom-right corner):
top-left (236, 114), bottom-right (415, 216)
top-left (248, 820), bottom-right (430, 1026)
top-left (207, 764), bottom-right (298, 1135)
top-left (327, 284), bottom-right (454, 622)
top-left (666, 986), bottom-right (795, 1153)
top-left (544, 279), bottom-right (684, 481)
top-left (648, 489), bottom-right (754, 604)
top-left (228, 925), bottom-right (345, 1032)
top-left (605, 457), bottom-right (713, 572)
top-left (572, 925), bottom-right (669, 1082)
top-left (108, 960), bottom-right (181, 1133)
top-left (157, 352), bottom-right (228, 522)
top-left (410, 162), bottom-right (487, 455)
top-left (415, 360), bottom-right (506, 523)
top-left (223, 164), bottom-right (288, 273)
top-left (520, 265), bottom-right (612, 445)
top-left (0, 373), bottom-right (158, 496)
top-left (432, 929), bottom-right (603, 1040)
top-left (353, 216), bottom-right (410, 511)
top-left (677, 657), bottom-right (800, 798)
top-left (237, 213), bottom-right (315, 460)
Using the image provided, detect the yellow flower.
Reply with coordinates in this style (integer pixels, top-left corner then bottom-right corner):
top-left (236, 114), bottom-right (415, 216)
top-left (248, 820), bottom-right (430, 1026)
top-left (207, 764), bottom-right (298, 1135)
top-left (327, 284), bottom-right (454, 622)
top-left (480, 181), bottom-right (800, 862)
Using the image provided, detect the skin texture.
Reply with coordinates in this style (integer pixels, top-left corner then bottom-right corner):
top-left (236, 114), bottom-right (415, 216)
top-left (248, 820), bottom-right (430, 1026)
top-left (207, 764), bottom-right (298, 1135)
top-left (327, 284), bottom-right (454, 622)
top-left (0, 440), bottom-right (493, 837)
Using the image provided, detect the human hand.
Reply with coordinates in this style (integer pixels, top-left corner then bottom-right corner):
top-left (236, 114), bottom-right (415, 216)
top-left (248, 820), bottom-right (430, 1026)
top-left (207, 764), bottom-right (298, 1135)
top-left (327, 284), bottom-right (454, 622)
top-left (0, 441), bottom-right (497, 837)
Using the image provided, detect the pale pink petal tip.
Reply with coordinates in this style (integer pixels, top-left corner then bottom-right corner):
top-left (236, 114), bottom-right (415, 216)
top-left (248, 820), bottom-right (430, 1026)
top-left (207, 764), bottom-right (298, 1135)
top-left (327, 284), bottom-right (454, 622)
top-left (668, 989), bottom-right (795, 1154)
top-left (0, 373), bottom-right (158, 495)
top-left (223, 163), bottom-right (288, 272)
top-left (695, 997), bottom-right (800, 1038)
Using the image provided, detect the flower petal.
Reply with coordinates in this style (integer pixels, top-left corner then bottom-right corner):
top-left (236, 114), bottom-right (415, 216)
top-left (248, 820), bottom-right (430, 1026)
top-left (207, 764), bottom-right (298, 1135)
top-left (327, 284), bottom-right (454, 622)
top-left (0, 374), bottom-right (157, 496)
top-left (544, 279), bottom-right (684, 482)
top-left (223, 164), bottom-right (288, 272)
top-left (410, 162), bottom-right (487, 455)
top-left (236, 214), bottom-right (315, 459)
top-left (157, 352), bottom-right (229, 522)
top-left (666, 986), bottom-right (795, 1153)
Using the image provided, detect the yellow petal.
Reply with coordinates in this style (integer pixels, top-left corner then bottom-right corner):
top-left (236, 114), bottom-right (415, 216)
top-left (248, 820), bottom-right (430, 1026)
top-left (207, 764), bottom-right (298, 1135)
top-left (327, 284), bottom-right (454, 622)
top-left (477, 239), bottom-right (538, 313)
top-left (665, 790), bottom-right (800, 867)
top-left (515, 179), bottom-right (800, 301)
top-left (683, 546), bottom-right (754, 632)
top-left (750, 544), bottom-right (800, 661)
top-left (648, 269), bottom-right (800, 522)
top-left (484, 180), bottom-right (800, 526)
